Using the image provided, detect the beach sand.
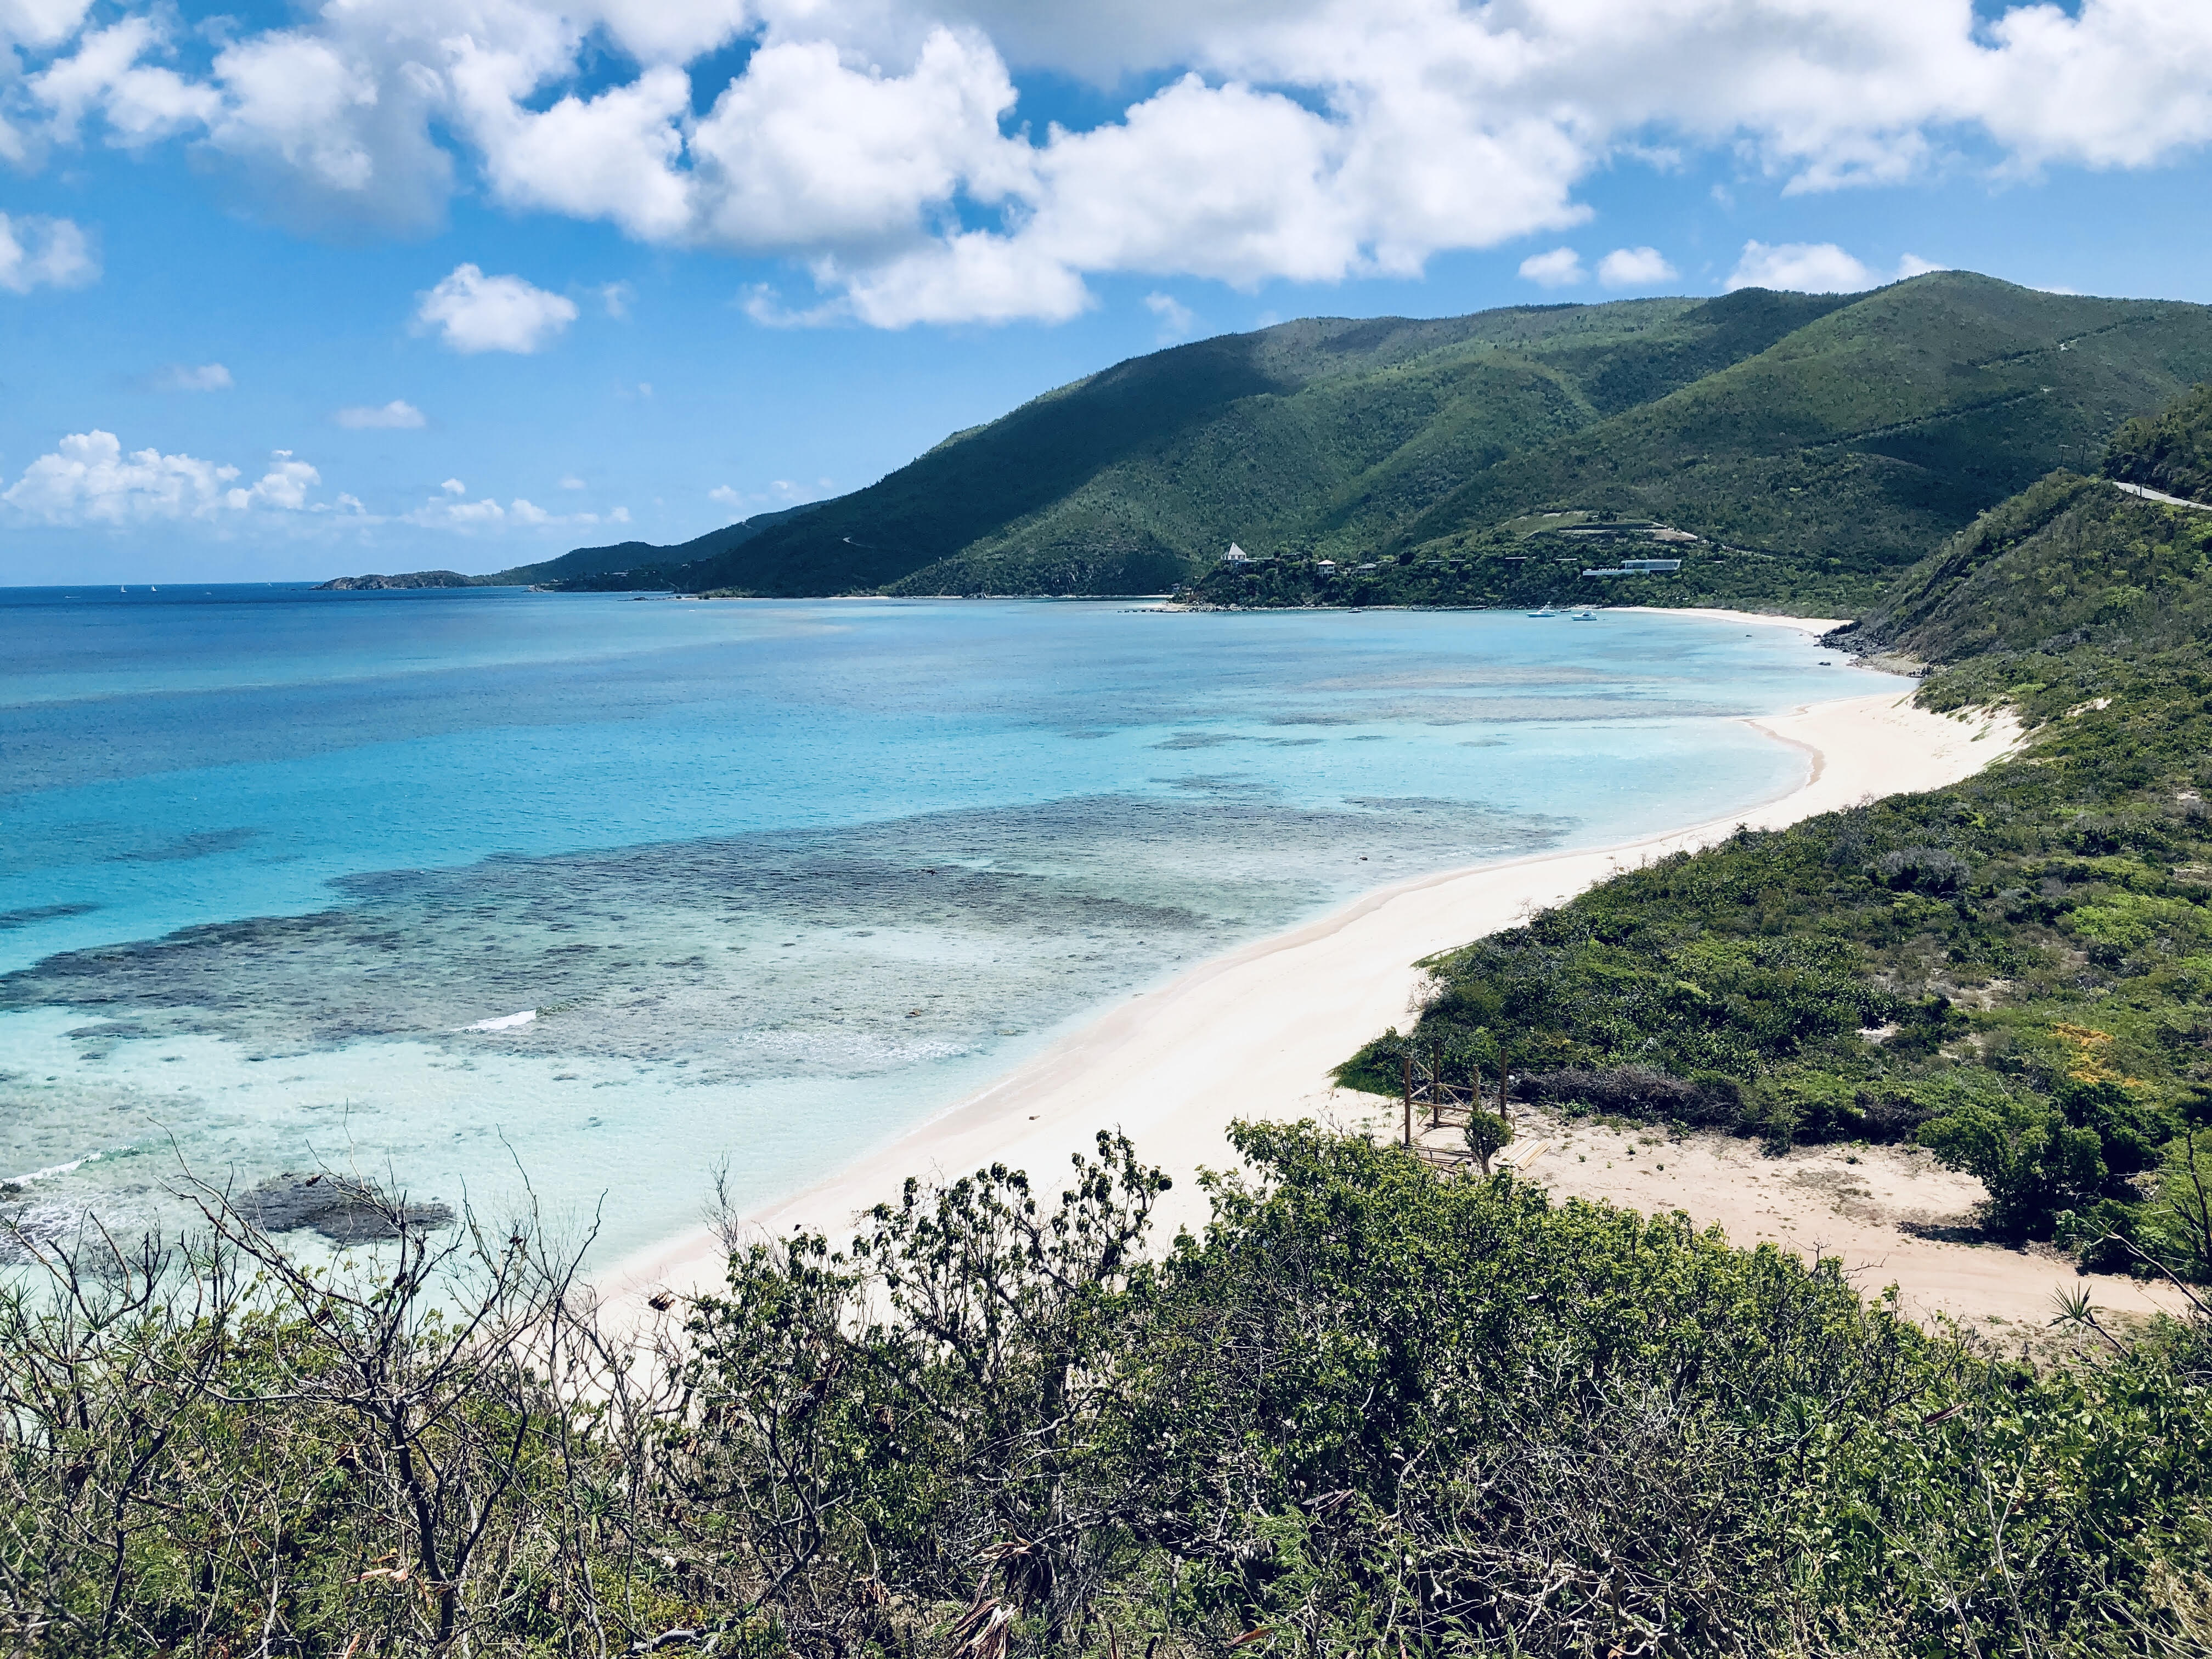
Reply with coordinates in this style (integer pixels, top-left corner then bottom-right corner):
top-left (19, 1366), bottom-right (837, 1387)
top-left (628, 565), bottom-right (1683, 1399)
top-left (1471, 1115), bottom-right (2188, 1335)
top-left (599, 641), bottom-right (2126, 1332)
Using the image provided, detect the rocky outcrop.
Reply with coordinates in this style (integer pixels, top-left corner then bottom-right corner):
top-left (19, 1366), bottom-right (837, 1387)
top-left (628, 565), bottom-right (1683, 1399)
top-left (238, 1172), bottom-right (455, 1242)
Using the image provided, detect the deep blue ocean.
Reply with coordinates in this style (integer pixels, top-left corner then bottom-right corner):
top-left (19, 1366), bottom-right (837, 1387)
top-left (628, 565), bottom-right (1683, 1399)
top-left (0, 584), bottom-right (1890, 1261)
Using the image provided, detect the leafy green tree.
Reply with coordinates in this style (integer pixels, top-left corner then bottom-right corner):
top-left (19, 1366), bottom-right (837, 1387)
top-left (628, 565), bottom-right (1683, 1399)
top-left (1919, 1092), bottom-right (2107, 1239)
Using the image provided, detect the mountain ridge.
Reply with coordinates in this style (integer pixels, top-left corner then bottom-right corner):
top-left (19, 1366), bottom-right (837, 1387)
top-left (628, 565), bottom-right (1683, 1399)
top-left (334, 273), bottom-right (2212, 615)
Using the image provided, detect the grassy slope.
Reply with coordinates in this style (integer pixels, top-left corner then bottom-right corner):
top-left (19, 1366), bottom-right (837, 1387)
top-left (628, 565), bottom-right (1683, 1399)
top-left (701, 302), bottom-right (1708, 595)
top-left (1854, 472), bottom-right (2212, 661)
top-left (1190, 275), bottom-right (2212, 613)
top-left (881, 291), bottom-right (1856, 595)
top-left (1338, 386), bottom-right (2212, 1272)
top-left (560, 292), bottom-right (1849, 596)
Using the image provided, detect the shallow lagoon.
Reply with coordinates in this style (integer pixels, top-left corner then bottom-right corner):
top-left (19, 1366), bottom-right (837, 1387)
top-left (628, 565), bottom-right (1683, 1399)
top-left (0, 587), bottom-right (1886, 1261)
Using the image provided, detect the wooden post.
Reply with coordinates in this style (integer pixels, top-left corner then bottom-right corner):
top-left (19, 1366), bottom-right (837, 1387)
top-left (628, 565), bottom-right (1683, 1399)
top-left (1402, 1051), bottom-right (1413, 1149)
top-left (1429, 1034), bottom-right (1444, 1129)
top-left (1498, 1055), bottom-right (1511, 1127)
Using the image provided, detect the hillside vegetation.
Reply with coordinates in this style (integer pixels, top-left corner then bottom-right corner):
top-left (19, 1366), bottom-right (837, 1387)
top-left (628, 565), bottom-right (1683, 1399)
top-left (616, 292), bottom-right (1837, 597)
top-left (517, 273), bottom-right (2212, 612)
top-left (2104, 380), bottom-right (2212, 505)
top-left (316, 505), bottom-right (824, 591)
top-left (1340, 385), bottom-right (2212, 1279)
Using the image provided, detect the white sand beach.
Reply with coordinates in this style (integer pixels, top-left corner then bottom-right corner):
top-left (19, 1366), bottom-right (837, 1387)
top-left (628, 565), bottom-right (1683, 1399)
top-left (599, 628), bottom-right (2092, 1329)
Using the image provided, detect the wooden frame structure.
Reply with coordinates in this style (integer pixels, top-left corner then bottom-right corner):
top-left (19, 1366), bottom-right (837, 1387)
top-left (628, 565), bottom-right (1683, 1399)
top-left (1398, 1039), bottom-right (1515, 1173)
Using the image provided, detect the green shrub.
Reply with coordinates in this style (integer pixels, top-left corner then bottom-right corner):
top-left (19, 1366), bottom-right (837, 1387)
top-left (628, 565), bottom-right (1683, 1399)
top-left (1462, 1109), bottom-right (1513, 1172)
top-left (1919, 1090), bottom-right (2108, 1239)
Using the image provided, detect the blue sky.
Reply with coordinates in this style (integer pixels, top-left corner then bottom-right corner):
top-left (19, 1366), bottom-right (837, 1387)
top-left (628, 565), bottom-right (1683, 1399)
top-left (4, 0), bottom-right (2211, 584)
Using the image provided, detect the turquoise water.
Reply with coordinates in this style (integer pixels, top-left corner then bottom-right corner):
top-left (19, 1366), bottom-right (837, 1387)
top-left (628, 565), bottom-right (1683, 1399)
top-left (0, 586), bottom-right (1888, 1261)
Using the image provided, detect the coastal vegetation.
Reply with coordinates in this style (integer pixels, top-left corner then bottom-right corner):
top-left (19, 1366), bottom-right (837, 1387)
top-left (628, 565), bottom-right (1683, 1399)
top-left (6, 1127), bottom-right (2209, 1655)
top-left (1339, 386), bottom-right (2212, 1279)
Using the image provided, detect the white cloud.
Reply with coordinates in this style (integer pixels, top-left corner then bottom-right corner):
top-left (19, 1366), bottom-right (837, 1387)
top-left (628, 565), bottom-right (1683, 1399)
top-left (1725, 240), bottom-right (1876, 293)
top-left (708, 484), bottom-right (744, 506)
top-left (334, 399), bottom-right (426, 429)
top-left (451, 54), bottom-right (694, 241)
top-left (441, 498), bottom-right (507, 524)
top-left (559, 473), bottom-right (586, 489)
top-left (1725, 242), bottom-right (1948, 290)
top-left (2, 430), bottom-right (319, 524)
top-left (688, 29), bottom-right (1029, 255)
top-left (400, 487), bottom-right (599, 531)
top-left (1519, 247), bottom-right (1584, 288)
top-left (229, 451), bottom-right (319, 510)
top-left (152, 362), bottom-right (232, 391)
top-left (610, 505), bottom-right (631, 523)
top-left (5, 0), bottom-right (2212, 328)
top-left (1596, 246), bottom-right (1676, 287)
top-left (0, 213), bottom-right (97, 294)
top-left (28, 17), bottom-right (219, 147)
top-left (820, 230), bottom-right (1090, 328)
top-left (1145, 290), bottom-right (1195, 341)
top-left (3, 430), bottom-right (233, 523)
top-left (201, 26), bottom-right (450, 234)
top-left (415, 264), bottom-right (578, 354)
top-left (0, 0), bottom-right (94, 51)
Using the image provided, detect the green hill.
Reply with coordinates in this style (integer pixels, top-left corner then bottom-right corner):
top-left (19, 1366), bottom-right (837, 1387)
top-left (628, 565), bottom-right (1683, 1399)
top-left (532, 289), bottom-right (1852, 595)
top-left (1841, 470), bottom-right (2212, 663)
top-left (679, 293), bottom-right (1847, 597)
top-left (1848, 376), bottom-right (2212, 662)
top-left (1189, 276), bottom-right (2212, 612)
top-left (524, 273), bottom-right (2212, 610)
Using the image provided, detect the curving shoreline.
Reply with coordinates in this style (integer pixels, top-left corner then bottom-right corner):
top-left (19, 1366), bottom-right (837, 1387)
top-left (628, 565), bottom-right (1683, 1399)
top-left (595, 624), bottom-right (2025, 1319)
